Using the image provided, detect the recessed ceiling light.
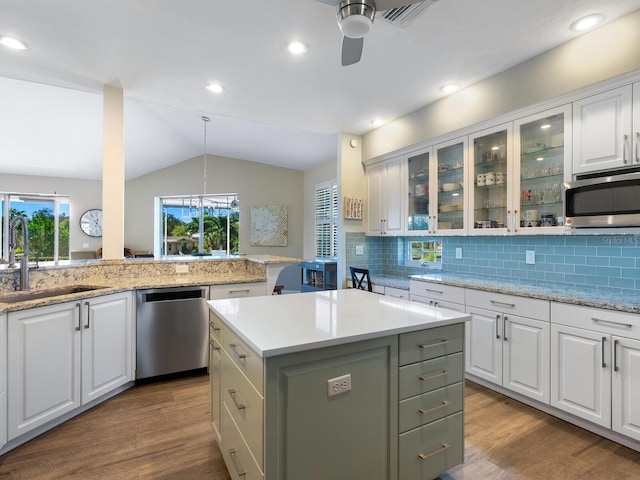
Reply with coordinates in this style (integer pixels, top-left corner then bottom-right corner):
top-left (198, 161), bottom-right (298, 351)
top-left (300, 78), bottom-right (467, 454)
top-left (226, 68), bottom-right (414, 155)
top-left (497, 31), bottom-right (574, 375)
top-left (540, 124), bottom-right (551, 129)
top-left (0, 35), bottom-right (27, 50)
top-left (206, 83), bottom-right (225, 94)
top-left (371, 119), bottom-right (384, 127)
top-left (287, 41), bottom-right (308, 55)
top-left (570, 14), bottom-right (604, 32)
top-left (440, 84), bottom-right (460, 94)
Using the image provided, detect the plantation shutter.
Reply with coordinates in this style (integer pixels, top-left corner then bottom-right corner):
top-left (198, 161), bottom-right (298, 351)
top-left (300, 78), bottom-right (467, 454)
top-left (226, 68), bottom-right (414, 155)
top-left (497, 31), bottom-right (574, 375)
top-left (315, 180), bottom-right (338, 258)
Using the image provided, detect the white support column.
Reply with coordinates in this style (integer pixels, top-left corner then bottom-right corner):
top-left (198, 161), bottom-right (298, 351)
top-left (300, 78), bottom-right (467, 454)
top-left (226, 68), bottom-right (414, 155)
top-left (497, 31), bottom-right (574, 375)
top-left (102, 85), bottom-right (125, 260)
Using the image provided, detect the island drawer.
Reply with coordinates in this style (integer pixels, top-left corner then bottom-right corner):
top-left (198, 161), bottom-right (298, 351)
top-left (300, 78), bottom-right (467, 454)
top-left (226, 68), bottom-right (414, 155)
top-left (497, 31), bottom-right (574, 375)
top-left (399, 382), bottom-right (463, 433)
top-left (399, 324), bottom-right (463, 366)
top-left (209, 312), bottom-right (224, 342)
top-left (223, 323), bottom-right (264, 395)
top-left (221, 348), bottom-right (264, 468)
top-left (409, 281), bottom-right (465, 304)
top-left (398, 412), bottom-right (464, 480)
top-left (551, 302), bottom-right (640, 340)
top-left (466, 289), bottom-right (550, 321)
top-left (221, 403), bottom-right (264, 480)
top-left (399, 353), bottom-right (464, 400)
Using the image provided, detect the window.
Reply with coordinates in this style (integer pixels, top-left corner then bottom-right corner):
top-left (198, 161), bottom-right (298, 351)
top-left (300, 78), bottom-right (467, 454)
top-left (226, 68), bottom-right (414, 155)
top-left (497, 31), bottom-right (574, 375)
top-left (154, 194), bottom-right (239, 257)
top-left (315, 180), bottom-right (338, 258)
top-left (406, 240), bottom-right (443, 269)
top-left (1, 193), bottom-right (70, 263)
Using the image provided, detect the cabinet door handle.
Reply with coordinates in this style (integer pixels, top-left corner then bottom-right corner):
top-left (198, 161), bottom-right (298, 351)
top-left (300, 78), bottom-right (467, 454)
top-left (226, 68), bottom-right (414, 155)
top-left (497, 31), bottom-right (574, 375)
top-left (636, 132), bottom-right (640, 163)
top-left (84, 301), bottom-right (91, 329)
top-left (418, 443), bottom-right (450, 460)
top-left (601, 336), bottom-right (607, 369)
top-left (228, 389), bottom-right (246, 411)
top-left (418, 400), bottom-right (450, 414)
top-left (495, 314), bottom-right (501, 339)
top-left (513, 210), bottom-right (519, 232)
top-left (490, 300), bottom-right (515, 308)
top-left (228, 449), bottom-right (246, 478)
top-left (418, 370), bottom-right (447, 381)
top-left (614, 339), bottom-right (620, 372)
top-left (591, 317), bottom-right (633, 328)
top-left (503, 315), bottom-right (508, 342)
top-left (506, 209), bottom-right (511, 232)
top-left (76, 303), bottom-right (81, 331)
top-left (229, 343), bottom-right (247, 360)
top-left (623, 134), bottom-right (629, 164)
top-left (419, 339), bottom-right (449, 349)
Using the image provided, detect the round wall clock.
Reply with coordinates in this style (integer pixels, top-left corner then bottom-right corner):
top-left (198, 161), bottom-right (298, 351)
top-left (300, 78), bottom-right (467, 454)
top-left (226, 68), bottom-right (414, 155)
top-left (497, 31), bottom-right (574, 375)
top-left (80, 209), bottom-right (103, 237)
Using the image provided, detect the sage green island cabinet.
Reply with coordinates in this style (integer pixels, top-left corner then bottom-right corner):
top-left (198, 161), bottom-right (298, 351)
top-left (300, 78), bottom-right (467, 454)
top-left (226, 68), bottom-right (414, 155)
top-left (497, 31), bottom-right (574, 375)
top-left (208, 289), bottom-right (469, 480)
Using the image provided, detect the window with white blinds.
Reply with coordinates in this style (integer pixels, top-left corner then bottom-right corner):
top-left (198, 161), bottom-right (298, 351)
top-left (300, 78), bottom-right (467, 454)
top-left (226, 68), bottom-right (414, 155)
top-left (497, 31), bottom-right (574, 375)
top-left (315, 180), bottom-right (338, 258)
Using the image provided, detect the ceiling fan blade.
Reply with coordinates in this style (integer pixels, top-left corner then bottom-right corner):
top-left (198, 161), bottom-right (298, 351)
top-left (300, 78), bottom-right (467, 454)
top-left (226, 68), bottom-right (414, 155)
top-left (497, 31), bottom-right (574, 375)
top-left (341, 36), bottom-right (364, 66)
top-left (375, 0), bottom-right (416, 10)
top-left (314, 0), bottom-right (340, 5)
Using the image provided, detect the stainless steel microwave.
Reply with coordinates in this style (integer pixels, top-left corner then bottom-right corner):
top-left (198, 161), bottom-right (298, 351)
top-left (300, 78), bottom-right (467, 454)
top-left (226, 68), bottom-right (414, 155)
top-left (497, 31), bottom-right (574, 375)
top-left (564, 171), bottom-right (640, 227)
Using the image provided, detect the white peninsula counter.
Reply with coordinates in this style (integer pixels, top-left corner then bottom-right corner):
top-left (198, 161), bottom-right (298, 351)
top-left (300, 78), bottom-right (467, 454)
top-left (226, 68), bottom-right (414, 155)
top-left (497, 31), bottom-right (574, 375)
top-left (208, 289), bottom-right (469, 480)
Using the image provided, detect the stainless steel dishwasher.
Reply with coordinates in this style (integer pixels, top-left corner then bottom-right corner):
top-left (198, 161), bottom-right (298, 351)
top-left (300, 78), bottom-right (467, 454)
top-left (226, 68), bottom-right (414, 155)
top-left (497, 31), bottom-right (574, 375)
top-left (136, 285), bottom-right (209, 379)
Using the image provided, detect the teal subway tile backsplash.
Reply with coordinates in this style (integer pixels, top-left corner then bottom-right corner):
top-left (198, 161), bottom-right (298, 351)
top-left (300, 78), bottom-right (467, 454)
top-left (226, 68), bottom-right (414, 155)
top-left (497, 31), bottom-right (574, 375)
top-left (345, 232), bottom-right (640, 296)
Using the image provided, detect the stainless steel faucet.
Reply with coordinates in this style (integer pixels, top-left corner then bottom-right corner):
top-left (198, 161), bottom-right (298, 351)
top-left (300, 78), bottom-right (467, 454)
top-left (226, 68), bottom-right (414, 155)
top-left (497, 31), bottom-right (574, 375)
top-left (9, 216), bottom-right (29, 291)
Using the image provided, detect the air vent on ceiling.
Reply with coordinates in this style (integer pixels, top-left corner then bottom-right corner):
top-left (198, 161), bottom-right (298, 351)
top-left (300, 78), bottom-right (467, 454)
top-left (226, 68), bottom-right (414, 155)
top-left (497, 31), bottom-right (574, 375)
top-left (377, 0), bottom-right (442, 29)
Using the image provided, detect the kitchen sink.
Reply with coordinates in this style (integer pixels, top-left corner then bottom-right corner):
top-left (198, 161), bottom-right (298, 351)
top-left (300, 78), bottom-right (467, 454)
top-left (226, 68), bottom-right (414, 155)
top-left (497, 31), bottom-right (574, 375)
top-left (0, 286), bottom-right (108, 304)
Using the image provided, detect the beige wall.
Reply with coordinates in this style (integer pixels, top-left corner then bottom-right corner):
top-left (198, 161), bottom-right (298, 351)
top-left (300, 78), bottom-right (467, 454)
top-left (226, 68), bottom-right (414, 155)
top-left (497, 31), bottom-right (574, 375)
top-left (125, 154), bottom-right (305, 257)
top-left (363, 9), bottom-right (640, 161)
top-left (0, 173), bottom-right (102, 254)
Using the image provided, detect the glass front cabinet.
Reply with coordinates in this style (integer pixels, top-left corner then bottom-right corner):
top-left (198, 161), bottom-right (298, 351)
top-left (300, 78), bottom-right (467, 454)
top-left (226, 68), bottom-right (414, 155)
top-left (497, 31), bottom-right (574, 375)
top-left (469, 124), bottom-right (512, 234)
top-left (407, 150), bottom-right (431, 233)
top-left (512, 105), bottom-right (571, 233)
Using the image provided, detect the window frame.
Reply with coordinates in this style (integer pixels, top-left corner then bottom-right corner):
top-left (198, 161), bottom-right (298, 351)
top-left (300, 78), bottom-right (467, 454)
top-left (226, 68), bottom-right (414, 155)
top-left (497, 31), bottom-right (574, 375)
top-left (315, 180), bottom-right (338, 258)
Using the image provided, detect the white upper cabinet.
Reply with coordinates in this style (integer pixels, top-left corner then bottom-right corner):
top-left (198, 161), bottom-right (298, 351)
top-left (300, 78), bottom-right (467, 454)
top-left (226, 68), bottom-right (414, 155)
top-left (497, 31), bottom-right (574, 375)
top-left (433, 137), bottom-right (468, 234)
top-left (572, 85), bottom-right (636, 174)
top-left (468, 123), bottom-right (513, 234)
top-left (367, 157), bottom-right (406, 236)
top-left (513, 105), bottom-right (572, 233)
top-left (406, 148), bottom-right (432, 234)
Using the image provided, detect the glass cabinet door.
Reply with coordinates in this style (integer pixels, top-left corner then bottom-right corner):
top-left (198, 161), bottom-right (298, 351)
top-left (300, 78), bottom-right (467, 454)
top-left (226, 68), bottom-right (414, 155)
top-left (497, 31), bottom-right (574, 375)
top-left (514, 105), bottom-right (570, 231)
top-left (407, 150), bottom-right (431, 232)
top-left (470, 125), bottom-right (511, 233)
top-left (435, 138), bottom-right (467, 232)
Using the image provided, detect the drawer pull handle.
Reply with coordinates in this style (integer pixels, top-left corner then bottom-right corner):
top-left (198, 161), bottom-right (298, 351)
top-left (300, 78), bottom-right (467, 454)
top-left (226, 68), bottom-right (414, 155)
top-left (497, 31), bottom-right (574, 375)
top-left (489, 300), bottom-right (515, 308)
top-left (229, 344), bottom-right (247, 360)
top-left (418, 443), bottom-right (450, 460)
top-left (591, 317), bottom-right (633, 328)
top-left (418, 370), bottom-right (447, 382)
top-left (423, 288), bottom-right (443, 295)
top-left (419, 400), bottom-right (450, 414)
top-left (228, 389), bottom-right (246, 411)
top-left (418, 339), bottom-right (449, 349)
top-left (228, 449), bottom-right (246, 477)
top-left (210, 325), bottom-right (221, 333)
top-left (229, 289), bottom-right (251, 294)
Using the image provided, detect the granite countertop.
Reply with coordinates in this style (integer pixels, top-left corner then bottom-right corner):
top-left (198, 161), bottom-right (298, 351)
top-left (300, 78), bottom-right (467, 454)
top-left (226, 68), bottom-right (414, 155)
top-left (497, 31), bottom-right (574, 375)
top-left (208, 289), bottom-right (469, 357)
top-left (372, 272), bottom-right (640, 314)
top-left (0, 255), bottom-right (301, 313)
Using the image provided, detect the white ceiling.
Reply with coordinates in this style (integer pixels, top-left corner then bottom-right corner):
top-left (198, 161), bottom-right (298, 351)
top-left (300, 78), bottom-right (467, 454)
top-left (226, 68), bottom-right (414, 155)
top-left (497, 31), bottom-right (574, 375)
top-left (1, 0), bottom-right (640, 180)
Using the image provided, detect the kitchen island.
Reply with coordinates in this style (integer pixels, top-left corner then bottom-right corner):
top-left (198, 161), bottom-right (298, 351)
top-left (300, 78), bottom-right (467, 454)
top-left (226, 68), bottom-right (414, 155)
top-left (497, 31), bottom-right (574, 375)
top-left (208, 289), bottom-right (470, 480)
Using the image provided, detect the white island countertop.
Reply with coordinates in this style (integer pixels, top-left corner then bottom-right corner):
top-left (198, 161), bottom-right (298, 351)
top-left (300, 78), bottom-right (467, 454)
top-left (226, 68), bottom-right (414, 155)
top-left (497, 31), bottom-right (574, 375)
top-left (208, 289), bottom-right (470, 357)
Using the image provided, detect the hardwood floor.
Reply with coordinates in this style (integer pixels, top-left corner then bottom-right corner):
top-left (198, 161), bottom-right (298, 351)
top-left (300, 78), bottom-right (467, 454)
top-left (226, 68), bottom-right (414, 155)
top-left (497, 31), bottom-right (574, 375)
top-left (0, 375), bottom-right (638, 479)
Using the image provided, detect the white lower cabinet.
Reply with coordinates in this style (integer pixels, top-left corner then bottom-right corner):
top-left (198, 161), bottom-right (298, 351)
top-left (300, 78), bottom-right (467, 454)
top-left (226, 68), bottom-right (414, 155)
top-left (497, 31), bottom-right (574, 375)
top-left (409, 281), bottom-right (465, 313)
top-left (209, 282), bottom-right (267, 300)
top-left (465, 290), bottom-right (550, 404)
top-left (7, 292), bottom-right (134, 441)
top-left (551, 302), bottom-right (640, 441)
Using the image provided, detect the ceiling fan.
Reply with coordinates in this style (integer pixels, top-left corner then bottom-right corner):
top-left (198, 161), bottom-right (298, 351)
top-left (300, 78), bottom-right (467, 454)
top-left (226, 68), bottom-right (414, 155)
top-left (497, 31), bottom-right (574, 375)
top-left (316, 0), bottom-right (419, 66)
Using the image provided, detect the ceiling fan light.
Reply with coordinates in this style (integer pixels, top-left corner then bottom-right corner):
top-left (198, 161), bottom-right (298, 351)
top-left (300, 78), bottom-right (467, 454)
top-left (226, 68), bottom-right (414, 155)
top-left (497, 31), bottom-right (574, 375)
top-left (337, 0), bottom-right (376, 39)
top-left (340, 14), bottom-right (373, 38)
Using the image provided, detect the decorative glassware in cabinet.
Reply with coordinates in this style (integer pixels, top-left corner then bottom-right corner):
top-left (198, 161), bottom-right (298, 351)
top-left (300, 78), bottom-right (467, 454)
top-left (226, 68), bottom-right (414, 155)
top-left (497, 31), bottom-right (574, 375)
top-left (407, 151), bottom-right (430, 231)
top-left (436, 141), bottom-right (465, 231)
top-left (518, 112), bottom-right (565, 228)
top-left (473, 130), bottom-right (508, 230)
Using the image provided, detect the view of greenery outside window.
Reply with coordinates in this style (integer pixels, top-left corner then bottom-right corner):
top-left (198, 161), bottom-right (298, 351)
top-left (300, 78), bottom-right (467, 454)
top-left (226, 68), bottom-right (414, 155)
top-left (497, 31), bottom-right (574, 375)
top-left (315, 180), bottom-right (338, 258)
top-left (406, 240), bottom-right (443, 269)
top-left (1, 193), bottom-right (70, 263)
top-left (156, 194), bottom-right (239, 257)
